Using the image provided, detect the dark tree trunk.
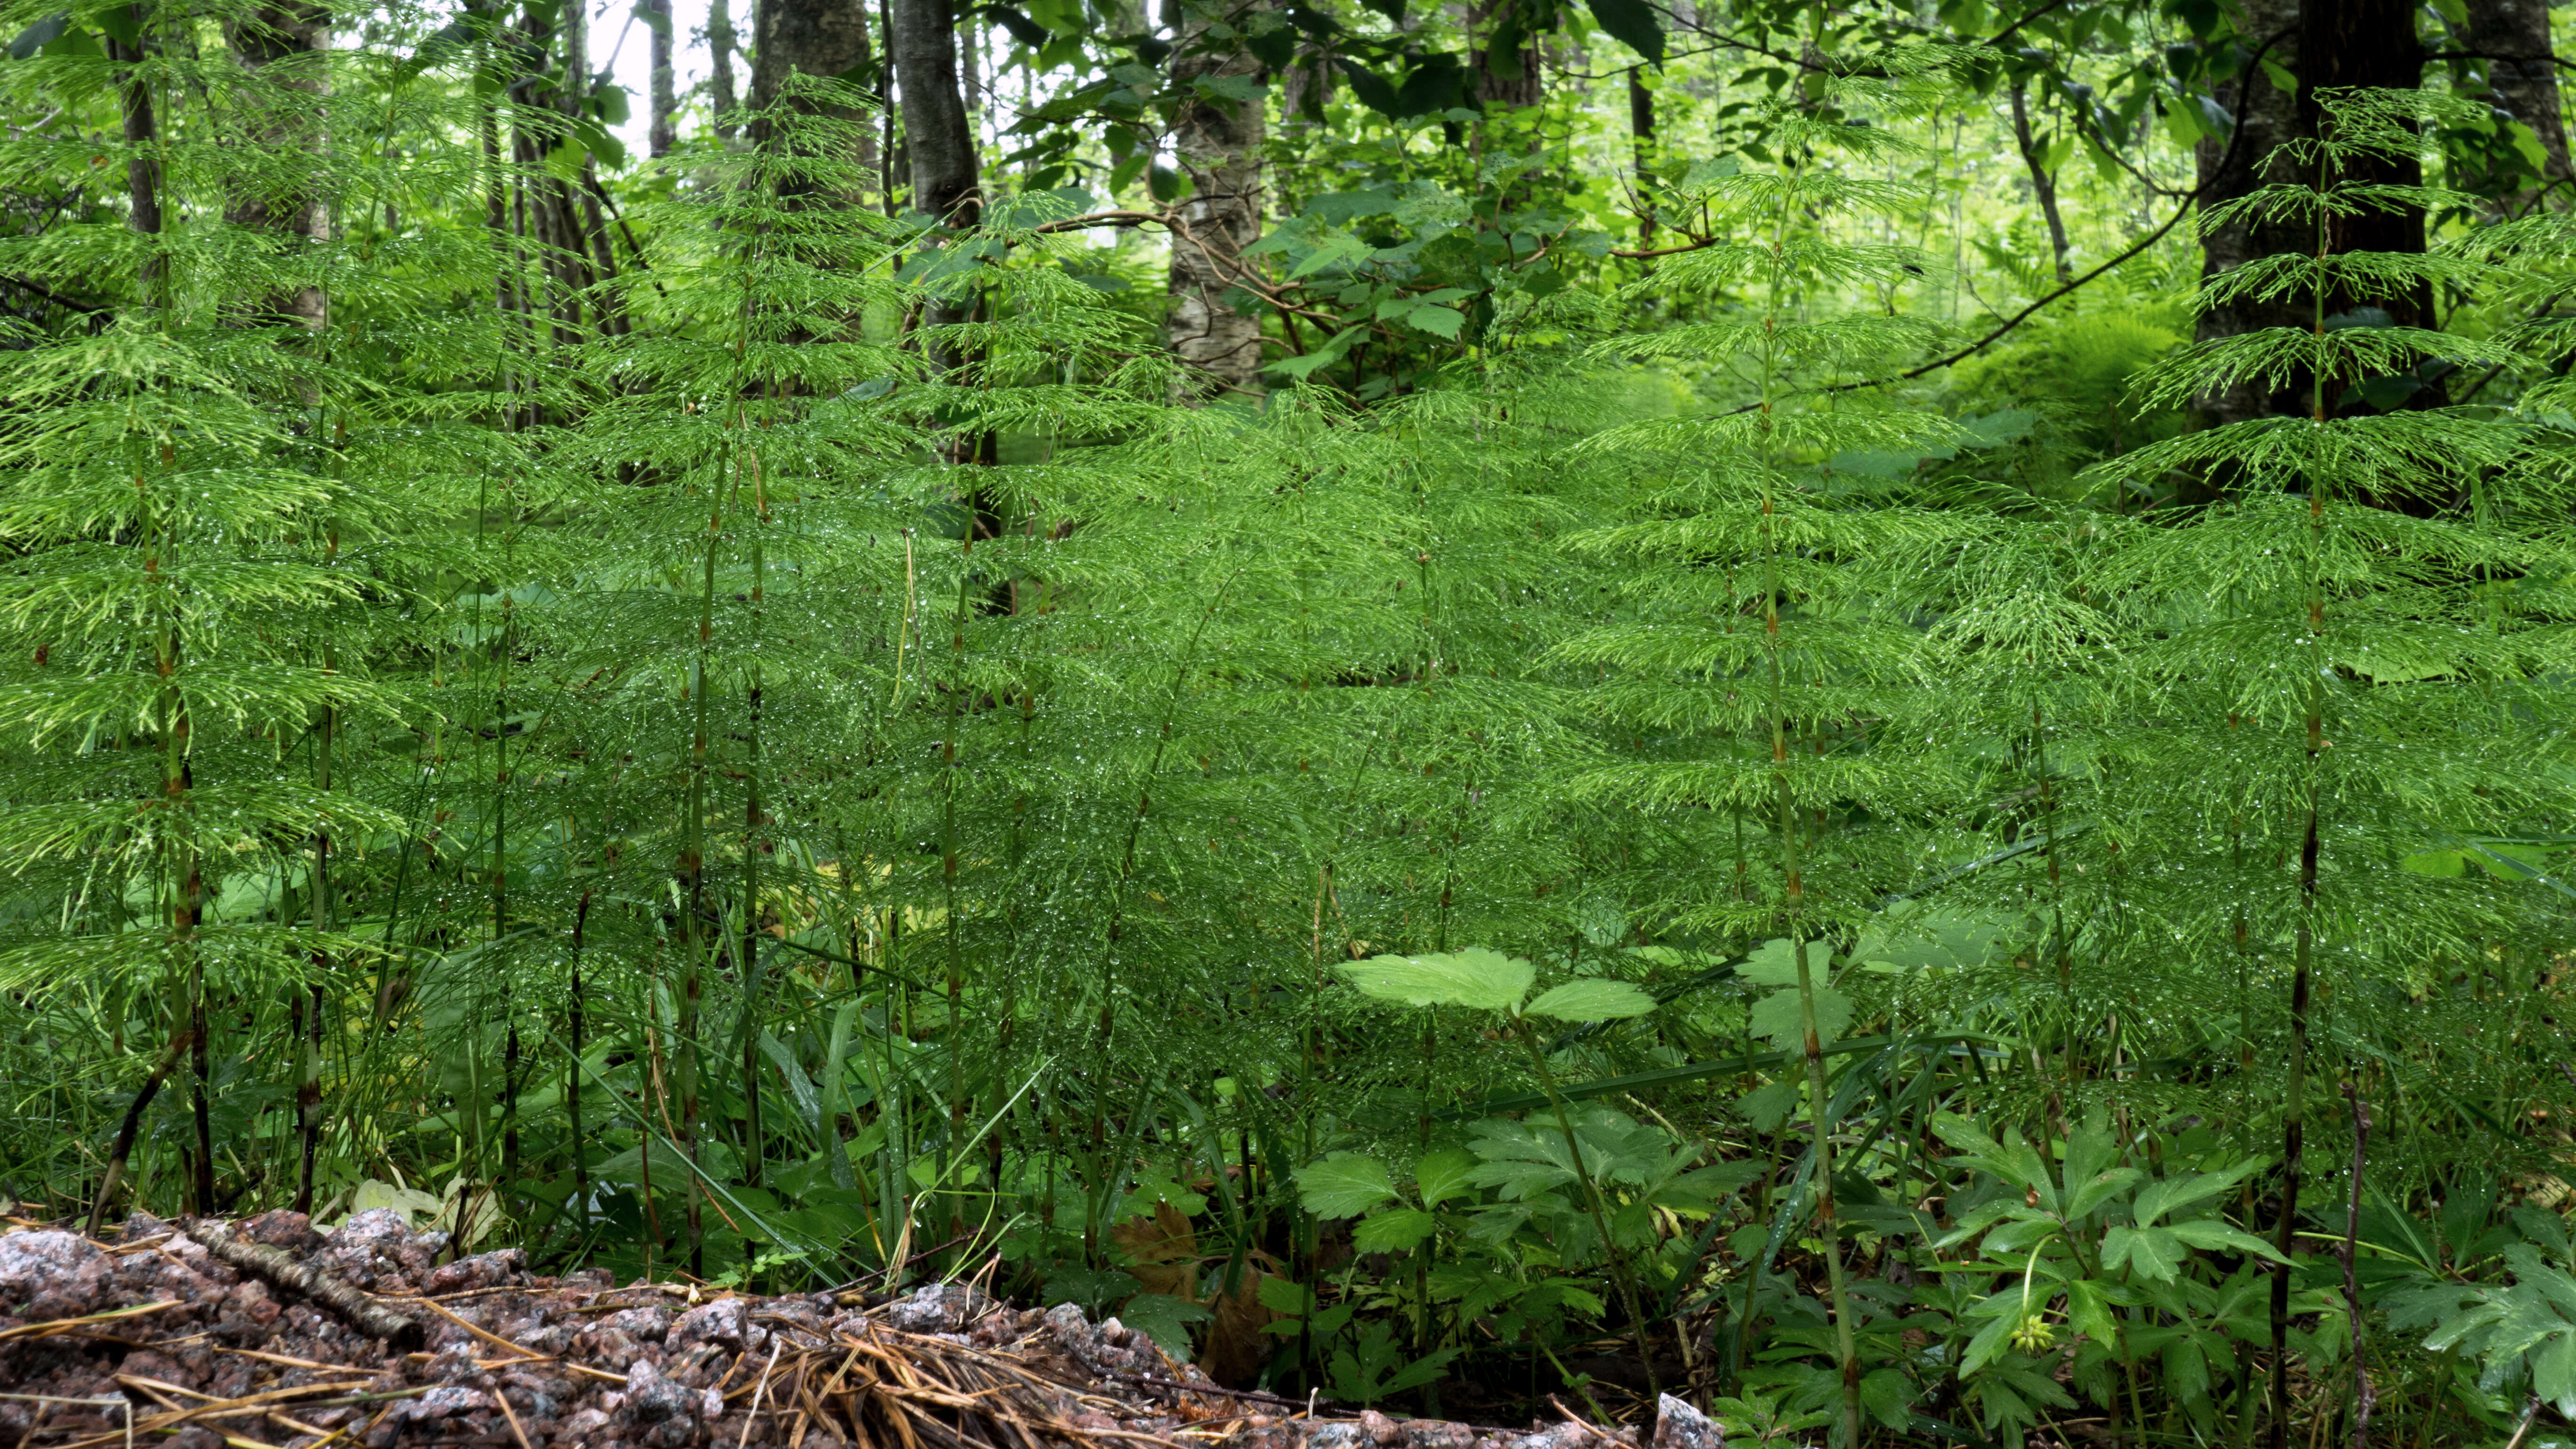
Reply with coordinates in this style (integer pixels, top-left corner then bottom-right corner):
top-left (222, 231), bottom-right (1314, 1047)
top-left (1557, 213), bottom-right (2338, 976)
top-left (1470, 0), bottom-right (1541, 109)
top-left (2191, 0), bottom-right (2304, 432)
top-left (1167, 3), bottom-right (1266, 401)
top-left (2303, 0), bottom-right (2430, 328)
top-left (2461, 0), bottom-right (2570, 211)
top-left (1627, 65), bottom-right (1655, 253)
top-left (223, 0), bottom-right (329, 328)
top-left (889, 0), bottom-right (977, 231)
top-left (2010, 80), bottom-right (2073, 283)
top-left (105, 3), bottom-right (161, 297)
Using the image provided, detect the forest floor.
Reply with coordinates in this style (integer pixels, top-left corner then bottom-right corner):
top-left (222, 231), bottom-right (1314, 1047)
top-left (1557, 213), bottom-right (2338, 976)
top-left (0, 1212), bottom-right (1722, 1449)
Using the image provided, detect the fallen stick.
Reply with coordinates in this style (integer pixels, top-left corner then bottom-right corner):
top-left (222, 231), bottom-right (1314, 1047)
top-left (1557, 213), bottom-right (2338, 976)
top-left (184, 1219), bottom-right (423, 1350)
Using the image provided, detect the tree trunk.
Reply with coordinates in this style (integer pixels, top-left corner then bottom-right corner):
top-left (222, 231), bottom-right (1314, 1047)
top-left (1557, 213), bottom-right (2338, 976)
top-left (2010, 80), bottom-right (2073, 283)
top-left (646, 0), bottom-right (677, 156)
top-left (889, 0), bottom-right (981, 381)
top-left (2461, 0), bottom-right (2569, 211)
top-left (1627, 65), bottom-right (1654, 253)
top-left (751, 0), bottom-right (877, 184)
top-left (105, 3), bottom-right (161, 298)
top-left (1167, 2), bottom-right (1266, 401)
top-left (711, 0), bottom-right (740, 140)
top-left (223, 0), bottom-right (329, 328)
top-left (1469, 0), bottom-right (1541, 109)
top-left (2303, 0), bottom-right (2430, 326)
top-left (889, 0), bottom-right (977, 230)
top-left (2191, 0), bottom-right (2303, 431)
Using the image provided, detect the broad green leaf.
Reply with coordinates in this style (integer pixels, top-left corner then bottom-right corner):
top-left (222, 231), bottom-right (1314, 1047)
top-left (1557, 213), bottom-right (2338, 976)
top-left (2066, 1167), bottom-right (2145, 1221)
top-left (1583, 0), bottom-right (1664, 62)
top-left (1737, 937), bottom-right (1804, 986)
top-left (2103, 1224), bottom-right (2187, 1282)
top-left (1416, 1147), bottom-right (1478, 1208)
top-left (1352, 1208), bottom-right (1439, 1253)
top-left (1296, 1152), bottom-right (1397, 1217)
top-left (2167, 1219), bottom-right (2287, 1262)
top-left (2533, 1327), bottom-right (2576, 1417)
top-left (1337, 948), bottom-right (1531, 1011)
top-left (1403, 304), bottom-right (1465, 340)
top-left (1859, 1367), bottom-right (1915, 1429)
top-left (1524, 978), bottom-right (1655, 1022)
top-left (2064, 1279), bottom-right (2121, 1346)
top-left (1747, 985), bottom-right (1850, 1049)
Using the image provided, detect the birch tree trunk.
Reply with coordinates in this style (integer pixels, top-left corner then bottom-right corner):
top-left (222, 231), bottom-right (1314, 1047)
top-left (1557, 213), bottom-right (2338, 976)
top-left (1167, 0), bottom-right (1265, 401)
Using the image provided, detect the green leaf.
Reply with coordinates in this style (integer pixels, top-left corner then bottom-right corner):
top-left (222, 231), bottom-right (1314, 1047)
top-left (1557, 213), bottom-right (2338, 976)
top-left (1523, 978), bottom-right (1653, 1021)
top-left (2166, 1219), bottom-right (2287, 1262)
top-left (1193, 72), bottom-right (1266, 104)
top-left (1402, 303), bottom-right (1466, 340)
top-left (1336, 948), bottom-right (1532, 1011)
top-left (6, 14), bottom-right (68, 60)
top-left (1353, 1208), bottom-right (1439, 1253)
top-left (2102, 1224), bottom-right (2186, 1282)
top-left (2065, 1166), bottom-right (2145, 1222)
top-left (1117, 1293), bottom-right (1211, 1359)
top-left (1416, 1147), bottom-right (1478, 1208)
top-left (1583, 0), bottom-right (1664, 62)
top-left (1737, 937), bottom-right (1805, 986)
top-left (1746, 985), bottom-right (1850, 1049)
top-left (1296, 1152), bottom-right (1398, 1217)
top-left (2064, 1278), bottom-right (2121, 1345)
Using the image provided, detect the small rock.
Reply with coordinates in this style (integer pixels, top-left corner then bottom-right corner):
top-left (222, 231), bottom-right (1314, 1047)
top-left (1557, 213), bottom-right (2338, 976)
top-left (1650, 1395), bottom-right (1723, 1449)
top-left (1361, 1410), bottom-right (1404, 1446)
top-left (671, 1297), bottom-right (767, 1355)
top-left (427, 1246), bottom-right (529, 1295)
top-left (0, 1229), bottom-right (105, 1320)
top-left (624, 1359), bottom-right (699, 1426)
top-left (882, 1282), bottom-right (1000, 1335)
top-left (603, 1304), bottom-right (675, 1342)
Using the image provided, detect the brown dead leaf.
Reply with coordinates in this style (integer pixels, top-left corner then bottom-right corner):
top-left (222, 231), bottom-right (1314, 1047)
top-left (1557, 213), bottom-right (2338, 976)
top-left (1199, 1264), bottom-right (1280, 1388)
top-left (1110, 1199), bottom-right (1198, 1300)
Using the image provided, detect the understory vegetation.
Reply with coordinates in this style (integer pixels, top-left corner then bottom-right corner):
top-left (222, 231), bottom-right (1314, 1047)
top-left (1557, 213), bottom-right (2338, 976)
top-left (1, 0), bottom-right (2574, 1442)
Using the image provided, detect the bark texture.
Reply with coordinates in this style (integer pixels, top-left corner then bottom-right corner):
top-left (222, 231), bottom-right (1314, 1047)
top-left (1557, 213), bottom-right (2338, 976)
top-left (645, 0), bottom-right (677, 157)
top-left (2191, 0), bottom-right (2304, 429)
top-left (222, 0), bottom-right (329, 328)
top-left (752, 0), bottom-right (877, 170)
top-left (2462, 0), bottom-right (2571, 211)
top-left (1167, 2), bottom-right (1267, 401)
top-left (1470, 0), bottom-right (1541, 109)
top-left (711, 0), bottom-right (741, 139)
top-left (889, 0), bottom-right (978, 229)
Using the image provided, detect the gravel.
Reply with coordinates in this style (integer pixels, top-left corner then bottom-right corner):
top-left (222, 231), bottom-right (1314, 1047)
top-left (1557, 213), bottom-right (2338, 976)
top-left (0, 1215), bottom-right (1731, 1448)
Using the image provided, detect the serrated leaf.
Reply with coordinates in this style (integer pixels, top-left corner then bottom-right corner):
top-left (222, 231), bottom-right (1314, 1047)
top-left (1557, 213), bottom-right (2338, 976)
top-left (1116, 1293), bottom-right (1211, 1359)
top-left (1402, 303), bottom-right (1465, 340)
top-left (1523, 978), bottom-right (1653, 1021)
top-left (1746, 984), bottom-right (1850, 1049)
top-left (1336, 947), bottom-right (1531, 1011)
top-left (1296, 1152), bottom-right (1397, 1217)
top-left (1352, 1208), bottom-right (1438, 1253)
top-left (1416, 1147), bottom-right (1478, 1208)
